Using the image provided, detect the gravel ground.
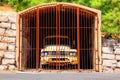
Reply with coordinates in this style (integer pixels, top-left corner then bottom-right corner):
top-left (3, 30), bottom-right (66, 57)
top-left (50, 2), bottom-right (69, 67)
top-left (0, 72), bottom-right (120, 80)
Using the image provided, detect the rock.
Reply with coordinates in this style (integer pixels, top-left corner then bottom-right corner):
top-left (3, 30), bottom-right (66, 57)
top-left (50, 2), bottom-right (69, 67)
top-left (8, 44), bottom-right (15, 51)
top-left (2, 59), bottom-right (15, 65)
top-left (0, 65), bottom-right (8, 70)
top-left (8, 15), bottom-right (16, 23)
top-left (114, 68), bottom-right (120, 73)
top-left (11, 23), bottom-right (16, 30)
top-left (114, 47), bottom-right (120, 54)
top-left (0, 42), bottom-right (7, 50)
top-left (116, 62), bottom-right (120, 68)
top-left (0, 51), bottom-right (4, 57)
top-left (5, 30), bottom-right (16, 37)
top-left (0, 16), bottom-right (8, 22)
top-left (0, 22), bottom-right (11, 28)
top-left (0, 36), bottom-right (15, 43)
top-left (116, 55), bottom-right (120, 60)
top-left (0, 28), bottom-right (5, 36)
top-left (0, 57), bottom-right (2, 65)
top-left (4, 52), bottom-right (15, 59)
top-left (103, 67), bottom-right (114, 73)
top-left (102, 47), bottom-right (113, 53)
top-left (103, 60), bottom-right (116, 67)
top-left (8, 65), bottom-right (16, 70)
top-left (102, 53), bottom-right (115, 60)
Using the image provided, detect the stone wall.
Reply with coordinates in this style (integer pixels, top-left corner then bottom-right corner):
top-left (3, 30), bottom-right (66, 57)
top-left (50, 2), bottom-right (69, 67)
top-left (0, 13), bottom-right (16, 70)
top-left (102, 39), bottom-right (120, 73)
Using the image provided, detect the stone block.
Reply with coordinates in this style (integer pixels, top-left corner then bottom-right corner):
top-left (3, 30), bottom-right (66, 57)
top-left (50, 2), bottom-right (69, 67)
top-left (114, 47), bottom-right (120, 54)
top-left (0, 51), bottom-right (4, 57)
top-left (4, 52), bottom-right (15, 59)
top-left (0, 42), bottom-right (7, 50)
top-left (0, 65), bottom-right (8, 70)
top-left (0, 22), bottom-right (11, 28)
top-left (102, 67), bottom-right (114, 73)
top-left (102, 53), bottom-right (115, 60)
top-left (8, 65), bottom-right (16, 70)
top-left (0, 28), bottom-right (5, 36)
top-left (5, 30), bottom-right (16, 37)
top-left (103, 60), bottom-right (116, 67)
top-left (114, 68), bottom-right (120, 73)
top-left (11, 23), bottom-right (16, 30)
top-left (0, 36), bottom-right (15, 43)
top-left (102, 47), bottom-right (113, 53)
top-left (116, 62), bottom-right (120, 68)
top-left (116, 55), bottom-right (120, 60)
top-left (0, 16), bottom-right (8, 22)
top-left (0, 57), bottom-right (2, 65)
top-left (8, 15), bottom-right (16, 23)
top-left (8, 44), bottom-right (15, 51)
top-left (2, 59), bottom-right (15, 65)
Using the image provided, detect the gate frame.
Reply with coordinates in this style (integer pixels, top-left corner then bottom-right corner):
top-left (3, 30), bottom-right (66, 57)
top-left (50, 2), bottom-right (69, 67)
top-left (16, 2), bottom-right (101, 72)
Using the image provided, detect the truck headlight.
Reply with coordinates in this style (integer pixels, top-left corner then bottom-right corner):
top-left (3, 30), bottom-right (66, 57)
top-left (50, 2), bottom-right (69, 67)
top-left (69, 53), bottom-right (76, 56)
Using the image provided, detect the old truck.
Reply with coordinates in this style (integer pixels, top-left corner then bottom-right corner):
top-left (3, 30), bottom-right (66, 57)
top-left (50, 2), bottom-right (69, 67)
top-left (40, 36), bottom-right (78, 68)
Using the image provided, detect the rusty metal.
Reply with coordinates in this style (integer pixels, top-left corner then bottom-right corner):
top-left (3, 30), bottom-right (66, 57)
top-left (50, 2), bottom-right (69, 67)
top-left (18, 3), bottom-right (101, 72)
top-left (77, 7), bottom-right (80, 69)
top-left (17, 14), bottom-right (20, 70)
top-left (56, 4), bottom-right (60, 69)
top-left (36, 7), bottom-right (39, 70)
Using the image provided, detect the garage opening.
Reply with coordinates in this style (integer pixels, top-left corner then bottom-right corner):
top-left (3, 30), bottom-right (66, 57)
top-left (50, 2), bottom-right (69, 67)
top-left (17, 3), bottom-right (101, 71)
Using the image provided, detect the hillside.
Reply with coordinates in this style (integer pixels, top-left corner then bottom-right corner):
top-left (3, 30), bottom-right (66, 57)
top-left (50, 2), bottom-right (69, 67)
top-left (0, 4), bottom-right (16, 14)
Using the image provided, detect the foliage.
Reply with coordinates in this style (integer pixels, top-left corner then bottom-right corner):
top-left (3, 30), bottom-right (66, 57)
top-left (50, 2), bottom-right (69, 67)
top-left (0, 0), bottom-right (120, 39)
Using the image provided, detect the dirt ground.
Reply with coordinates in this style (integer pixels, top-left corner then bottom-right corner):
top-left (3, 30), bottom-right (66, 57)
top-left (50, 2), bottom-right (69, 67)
top-left (0, 4), bottom-right (16, 14)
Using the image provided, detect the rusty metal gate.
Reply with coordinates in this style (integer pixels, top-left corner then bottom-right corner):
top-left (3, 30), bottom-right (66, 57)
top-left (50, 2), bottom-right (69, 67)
top-left (17, 3), bottom-right (101, 72)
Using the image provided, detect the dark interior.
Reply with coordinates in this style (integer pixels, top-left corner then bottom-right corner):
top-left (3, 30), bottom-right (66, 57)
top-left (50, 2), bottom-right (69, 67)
top-left (22, 6), bottom-right (95, 69)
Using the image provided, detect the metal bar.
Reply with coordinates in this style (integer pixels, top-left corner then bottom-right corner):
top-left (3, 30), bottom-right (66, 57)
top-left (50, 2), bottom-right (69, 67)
top-left (56, 4), bottom-right (60, 69)
top-left (17, 14), bottom-right (20, 70)
top-left (36, 7), bottom-right (39, 70)
top-left (77, 7), bottom-right (80, 69)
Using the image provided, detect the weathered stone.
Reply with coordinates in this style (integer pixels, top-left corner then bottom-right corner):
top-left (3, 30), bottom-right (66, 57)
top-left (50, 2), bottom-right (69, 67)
top-left (102, 39), bottom-right (118, 45)
top-left (4, 52), bottom-right (15, 59)
top-left (102, 53), bottom-right (115, 60)
top-left (116, 62), bottom-right (120, 68)
top-left (8, 15), bottom-right (16, 23)
top-left (0, 22), bottom-right (11, 28)
top-left (8, 44), bottom-right (15, 51)
top-left (0, 57), bottom-right (2, 65)
top-left (114, 47), bottom-right (120, 54)
top-left (103, 67), bottom-right (114, 73)
top-left (0, 51), bottom-right (4, 57)
top-left (2, 59), bottom-right (15, 65)
top-left (8, 65), bottom-right (16, 70)
top-left (0, 36), bottom-right (15, 43)
top-left (114, 68), bottom-right (120, 73)
top-left (0, 65), bottom-right (8, 70)
top-left (116, 55), bottom-right (120, 60)
top-left (103, 60), bottom-right (116, 67)
top-left (0, 28), bottom-right (5, 36)
top-left (0, 42), bottom-right (7, 50)
top-left (0, 16), bottom-right (8, 22)
top-left (102, 47), bottom-right (113, 53)
top-left (11, 23), bottom-right (16, 30)
top-left (5, 30), bottom-right (16, 37)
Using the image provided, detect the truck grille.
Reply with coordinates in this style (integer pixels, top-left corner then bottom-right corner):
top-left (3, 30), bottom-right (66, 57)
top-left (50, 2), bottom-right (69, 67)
top-left (52, 58), bottom-right (65, 61)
